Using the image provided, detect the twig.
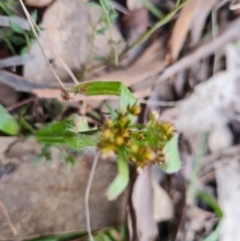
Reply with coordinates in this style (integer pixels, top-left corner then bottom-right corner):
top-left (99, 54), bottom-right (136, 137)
top-left (187, 134), bottom-right (208, 206)
top-left (0, 201), bottom-right (17, 236)
top-left (0, 55), bottom-right (32, 68)
top-left (139, 98), bottom-right (179, 107)
top-left (18, 0), bottom-right (67, 90)
top-left (0, 15), bottom-right (30, 30)
top-left (7, 96), bottom-right (36, 111)
top-left (230, 0), bottom-right (240, 10)
top-left (85, 151), bottom-right (100, 241)
top-left (158, 17), bottom-right (240, 82)
top-left (111, 1), bottom-right (129, 14)
top-left (211, 0), bottom-right (229, 74)
top-left (28, 10), bottom-right (79, 86)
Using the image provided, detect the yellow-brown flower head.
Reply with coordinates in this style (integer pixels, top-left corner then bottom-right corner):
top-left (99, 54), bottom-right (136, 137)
top-left (127, 104), bottom-right (141, 116)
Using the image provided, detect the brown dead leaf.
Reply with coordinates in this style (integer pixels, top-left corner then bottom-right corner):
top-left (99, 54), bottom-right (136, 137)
top-left (121, 7), bottom-right (149, 40)
top-left (152, 178), bottom-right (174, 222)
top-left (0, 83), bottom-right (20, 107)
top-left (160, 17), bottom-right (240, 81)
top-left (170, 0), bottom-right (219, 60)
top-left (92, 40), bottom-right (167, 88)
top-left (170, 0), bottom-right (199, 60)
top-left (190, 0), bottom-right (219, 44)
top-left (131, 166), bottom-right (158, 241)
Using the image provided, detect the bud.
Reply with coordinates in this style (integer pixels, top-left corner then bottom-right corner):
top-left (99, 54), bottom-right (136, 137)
top-left (116, 136), bottom-right (124, 146)
top-left (102, 128), bottom-right (113, 140)
top-left (127, 104), bottom-right (141, 116)
top-left (130, 143), bottom-right (139, 153)
top-left (144, 148), bottom-right (155, 161)
top-left (123, 130), bottom-right (129, 138)
top-left (119, 115), bottom-right (129, 128)
top-left (155, 151), bottom-right (166, 164)
top-left (105, 119), bottom-right (114, 128)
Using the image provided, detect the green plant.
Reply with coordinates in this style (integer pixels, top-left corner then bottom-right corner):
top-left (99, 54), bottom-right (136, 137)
top-left (34, 81), bottom-right (181, 200)
top-left (26, 225), bottom-right (126, 241)
top-left (0, 105), bottom-right (19, 135)
top-left (0, 74), bottom-right (181, 200)
top-left (0, 1), bottom-right (37, 55)
top-left (83, 0), bottom-right (123, 72)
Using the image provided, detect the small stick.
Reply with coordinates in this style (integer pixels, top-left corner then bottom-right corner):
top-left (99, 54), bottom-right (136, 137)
top-left (18, 0), bottom-right (67, 90)
top-left (230, 0), bottom-right (240, 10)
top-left (0, 201), bottom-right (17, 236)
top-left (84, 151), bottom-right (100, 241)
top-left (7, 96), bottom-right (36, 111)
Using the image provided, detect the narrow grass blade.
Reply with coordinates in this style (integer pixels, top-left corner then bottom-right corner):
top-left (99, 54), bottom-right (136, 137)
top-left (197, 191), bottom-right (223, 218)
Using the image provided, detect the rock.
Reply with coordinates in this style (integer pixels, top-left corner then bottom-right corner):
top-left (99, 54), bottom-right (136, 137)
top-left (0, 83), bottom-right (20, 107)
top-left (24, 0), bottom-right (123, 84)
top-left (25, 0), bottom-right (54, 7)
top-left (208, 125), bottom-right (233, 152)
top-left (0, 137), bottom-right (127, 238)
top-left (216, 161), bottom-right (240, 241)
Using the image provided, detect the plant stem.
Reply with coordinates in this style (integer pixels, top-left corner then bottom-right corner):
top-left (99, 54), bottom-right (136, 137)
top-left (85, 151), bottom-right (100, 241)
top-left (187, 133), bottom-right (208, 205)
top-left (127, 0), bottom-right (188, 51)
top-left (79, 23), bottom-right (98, 80)
top-left (4, 39), bottom-right (16, 55)
top-left (99, 0), bottom-right (118, 66)
top-left (176, 0), bottom-right (181, 7)
top-left (18, 0), bottom-right (67, 90)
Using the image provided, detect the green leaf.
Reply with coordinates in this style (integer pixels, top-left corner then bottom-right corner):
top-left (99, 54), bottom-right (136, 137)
top-left (159, 133), bottom-right (181, 173)
top-left (96, 27), bottom-right (107, 35)
top-left (84, 1), bottom-right (101, 8)
top-left (101, 0), bottom-right (113, 11)
top-left (31, 10), bottom-right (38, 23)
top-left (9, 20), bottom-right (25, 34)
top-left (72, 115), bottom-right (89, 132)
top-left (197, 191), bottom-right (223, 218)
top-left (0, 1), bottom-right (14, 15)
top-left (140, 0), bottom-right (164, 19)
top-left (109, 11), bottom-right (118, 22)
top-left (9, 35), bottom-right (25, 45)
top-left (27, 230), bottom-right (87, 241)
top-left (70, 81), bottom-right (137, 114)
top-left (0, 105), bottom-right (19, 135)
top-left (66, 155), bottom-right (75, 166)
top-left (102, 234), bottom-right (112, 241)
top-left (106, 149), bottom-right (129, 200)
top-left (35, 119), bottom-right (101, 149)
top-left (129, 1), bottom-right (188, 49)
top-left (94, 56), bottom-right (107, 62)
top-left (104, 101), bottom-right (117, 119)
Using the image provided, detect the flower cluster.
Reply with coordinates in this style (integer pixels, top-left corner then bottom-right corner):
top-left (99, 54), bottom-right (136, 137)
top-left (98, 104), bottom-right (140, 156)
top-left (98, 104), bottom-right (175, 167)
